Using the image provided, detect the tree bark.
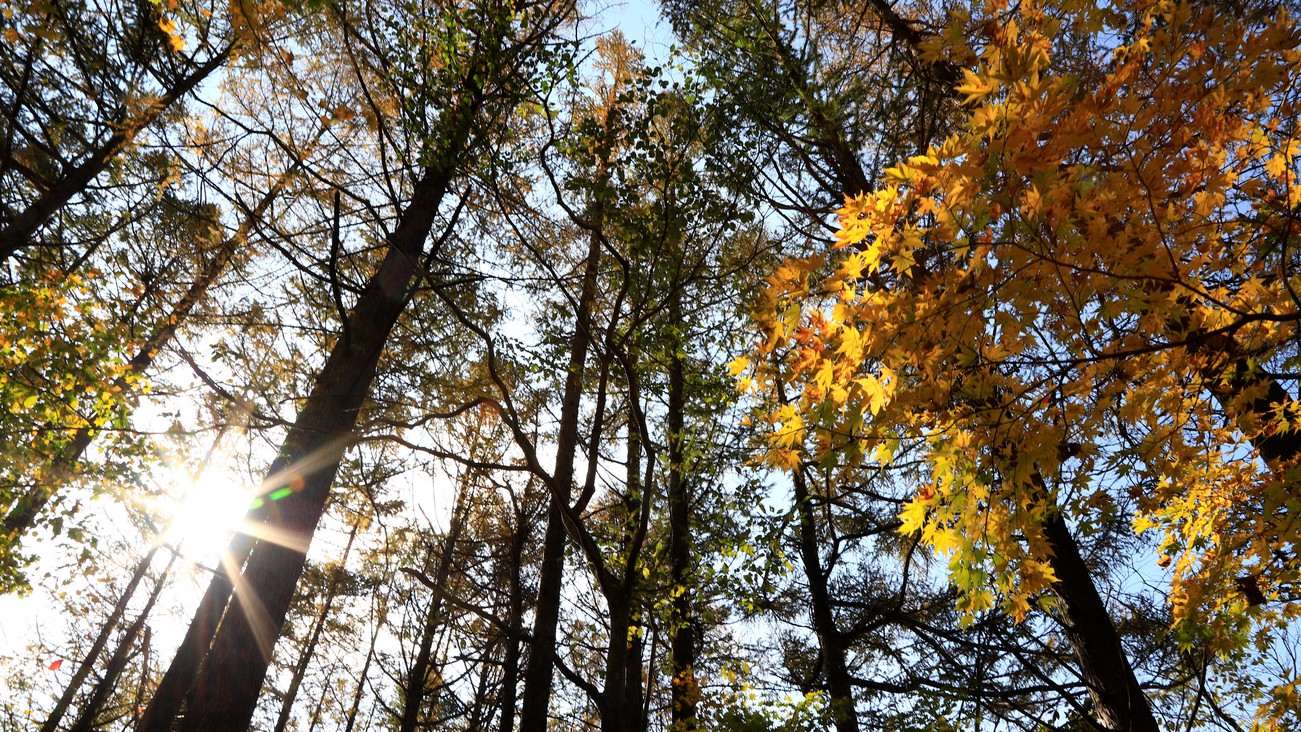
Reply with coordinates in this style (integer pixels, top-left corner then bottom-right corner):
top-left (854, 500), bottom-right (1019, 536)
top-left (1043, 512), bottom-right (1160, 732)
top-left (518, 223), bottom-right (604, 731)
top-left (600, 593), bottom-right (635, 732)
top-left (666, 295), bottom-right (697, 731)
top-left (136, 532), bottom-right (255, 732)
top-left (170, 153), bottom-right (460, 731)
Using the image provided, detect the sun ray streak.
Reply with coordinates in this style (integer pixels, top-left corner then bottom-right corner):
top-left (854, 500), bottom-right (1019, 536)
top-left (218, 545), bottom-right (278, 663)
top-left (233, 520), bottom-right (312, 554)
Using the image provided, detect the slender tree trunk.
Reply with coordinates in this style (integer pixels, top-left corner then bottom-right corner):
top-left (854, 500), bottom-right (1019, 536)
top-left (305, 660), bottom-right (341, 732)
top-left (271, 522), bottom-right (359, 732)
top-left (343, 604), bottom-right (380, 732)
top-left (1042, 512), bottom-right (1160, 732)
top-left (790, 467), bottom-right (859, 732)
top-left (133, 626), bottom-right (150, 730)
top-left (3, 166), bottom-right (295, 546)
top-left (665, 295), bottom-right (696, 731)
top-left (42, 546), bottom-right (159, 732)
top-left (398, 489), bottom-right (469, 732)
top-left (623, 422), bottom-right (646, 732)
top-left (518, 224), bottom-right (604, 731)
top-left (0, 46), bottom-right (234, 264)
top-left (67, 551), bottom-right (178, 732)
top-left (495, 494), bottom-right (529, 732)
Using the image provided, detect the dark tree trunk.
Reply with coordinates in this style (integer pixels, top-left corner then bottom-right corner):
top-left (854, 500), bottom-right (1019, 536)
top-left (271, 522), bottom-right (358, 732)
top-left (1043, 512), bottom-right (1160, 732)
top-left (42, 546), bottom-right (160, 732)
top-left (665, 296), bottom-right (696, 731)
top-left (171, 156), bottom-right (459, 732)
top-left (600, 594), bottom-right (634, 732)
top-left (790, 467), bottom-right (859, 732)
top-left (625, 613), bottom-right (646, 732)
top-left (622, 427), bottom-right (646, 732)
top-left (136, 532), bottom-right (255, 732)
top-left (133, 626), bottom-right (150, 730)
top-left (518, 225), bottom-right (603, 731)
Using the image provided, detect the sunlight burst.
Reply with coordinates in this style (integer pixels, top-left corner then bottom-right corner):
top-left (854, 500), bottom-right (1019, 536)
top-left (158, 465), bottom-right (253, 563)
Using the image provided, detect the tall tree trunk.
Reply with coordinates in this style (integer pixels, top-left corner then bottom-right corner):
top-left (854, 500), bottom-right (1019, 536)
top-left (0, 46), bottom-right (234, 264)
top-left (495, 490), bottom-right (530, 732)
top-left (625, 612), bottom-right (646, 732)
top-left (1042, 512), bottom-right (1160, 732)
top-left (623, 424), bottom-right (646, 732)
top-left (271, 522), bottom-right (359, 732)
top-left (3, 165), bottom-right (296, 547)
top-left (398, 487), bottom-right (469, 732)
top-left (42, 546), bottom-right (160, 732)
top-left (343, 602), bottom-right (381, 732)
top-left (67, 551), bottom-right (178, 732)
top-left (665, 295), bottom-right (696, 731)
top-left (137, 533), bottom-right (254, 732)
top-left (171, 152), bottom-right (462, 731)
top-left (518, 223), bottom-right (603, 731)
top-left (133, 626), bottom-right (150, 730)
top-left (600, 593), bottom-right (634, 732)
top-left (791, 466), bottom-right (859, 732)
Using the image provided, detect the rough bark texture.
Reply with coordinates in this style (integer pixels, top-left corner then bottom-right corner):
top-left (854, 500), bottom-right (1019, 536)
top-left (1043, 512), bottom-right (1160, 732)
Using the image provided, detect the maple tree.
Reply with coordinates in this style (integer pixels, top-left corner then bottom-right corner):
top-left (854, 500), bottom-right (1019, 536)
top-left (747, 0), bottom-right (1301, 725)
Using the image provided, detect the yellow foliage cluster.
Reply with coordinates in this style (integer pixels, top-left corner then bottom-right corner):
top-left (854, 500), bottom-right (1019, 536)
top-left (747, 0), bottom-right (1301, 700)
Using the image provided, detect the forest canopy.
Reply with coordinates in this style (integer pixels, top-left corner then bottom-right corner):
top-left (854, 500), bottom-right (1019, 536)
top-left (1, 0), bottom-right (1299, 731)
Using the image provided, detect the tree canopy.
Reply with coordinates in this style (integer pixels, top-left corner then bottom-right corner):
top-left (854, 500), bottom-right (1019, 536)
top-left (2, 0), bottom-right (1300, 730)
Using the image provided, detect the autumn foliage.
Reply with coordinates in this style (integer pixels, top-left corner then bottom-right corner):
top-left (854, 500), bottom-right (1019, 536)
top-left (747, 0), bottom-right (1301, 719)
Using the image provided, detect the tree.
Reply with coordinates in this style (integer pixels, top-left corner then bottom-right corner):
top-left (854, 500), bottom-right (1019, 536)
top-left (0, 0), bottom-right (234, 264)
top-left (748, 0), bottom-right (1301, 727)
top-left (135, 3), bottom-right (579, 730)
